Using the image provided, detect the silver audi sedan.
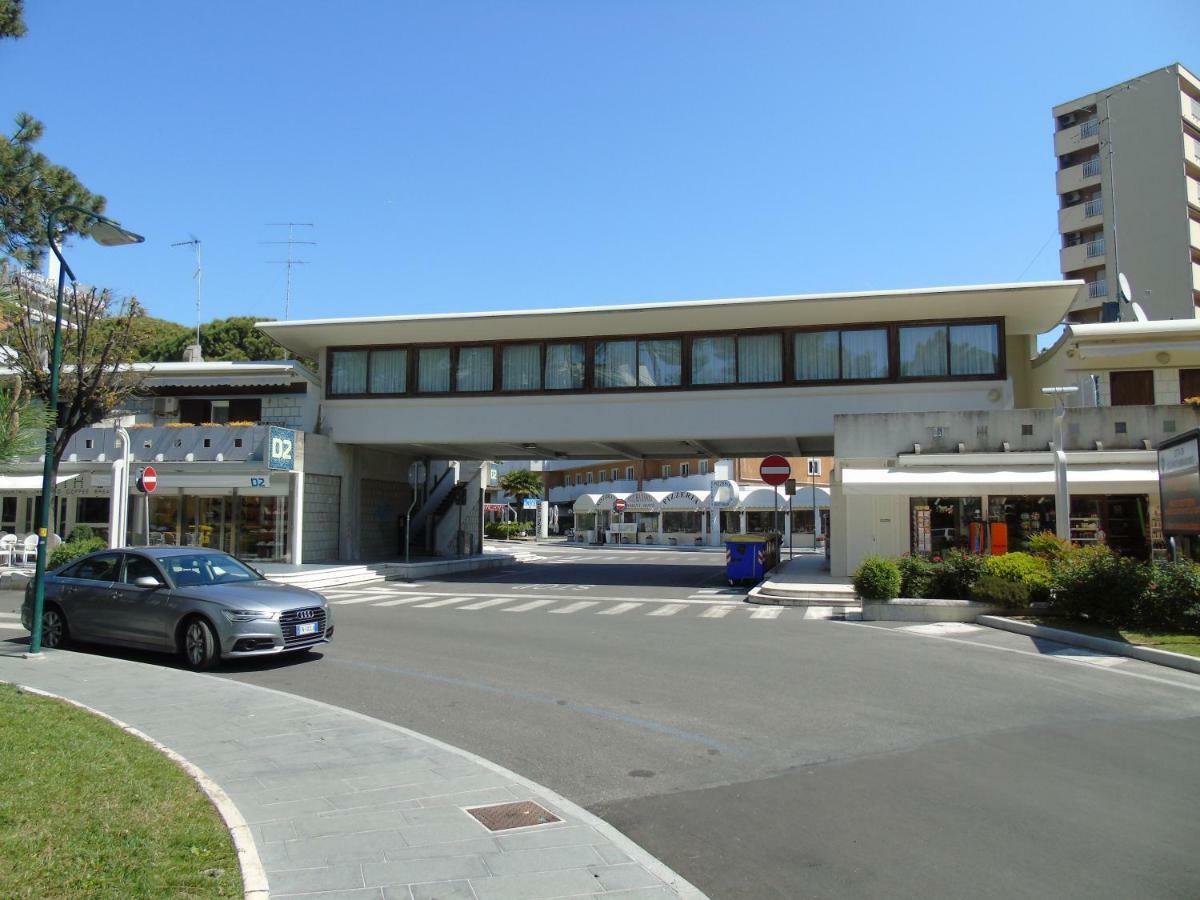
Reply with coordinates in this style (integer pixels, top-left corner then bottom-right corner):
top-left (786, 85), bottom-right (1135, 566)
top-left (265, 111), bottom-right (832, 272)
top-left (21, 547), bottom-right (333, 670)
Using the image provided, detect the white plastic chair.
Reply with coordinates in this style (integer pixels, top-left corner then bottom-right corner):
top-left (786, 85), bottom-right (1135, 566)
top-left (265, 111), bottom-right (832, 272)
top-left (0, 533), bottom-right (14, 567)
top-left (19, 534), bottom-right (38, 565)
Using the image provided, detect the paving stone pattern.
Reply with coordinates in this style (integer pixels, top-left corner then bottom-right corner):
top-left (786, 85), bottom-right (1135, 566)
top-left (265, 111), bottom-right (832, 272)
top-left (0, 648), bottom-right (701, 900)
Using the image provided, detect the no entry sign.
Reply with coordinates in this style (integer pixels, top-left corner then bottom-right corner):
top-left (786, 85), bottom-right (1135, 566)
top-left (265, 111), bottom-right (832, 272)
top-left (613, 498), bottom-right (627, 512)
top-left (138, 465), bottom-right (158, 493)
top-left (759, 455), bottom-right (791, 486)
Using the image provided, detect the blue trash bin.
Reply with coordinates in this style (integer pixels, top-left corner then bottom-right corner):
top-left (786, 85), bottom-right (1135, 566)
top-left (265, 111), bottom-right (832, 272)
top-left (725, 535), bottom-right (769, 585)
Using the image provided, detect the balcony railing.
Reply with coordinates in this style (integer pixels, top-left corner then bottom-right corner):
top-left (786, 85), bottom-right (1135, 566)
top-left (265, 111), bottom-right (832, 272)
top-left (1087, 280), bottom-right (1108, 299)
top-left (1086, 237), bottom-right (1106, 258)
top-left (1084, 197), bottom-right (1103, 217)
top-left (1080, 118), bottom-right (1100, 138)
top-left (1082, 157), bottom-right (1102, 178)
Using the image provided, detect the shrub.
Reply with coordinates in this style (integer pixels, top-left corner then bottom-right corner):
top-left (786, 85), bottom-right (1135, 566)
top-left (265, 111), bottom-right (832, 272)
top-left (1136, 561), bottom-right (1200, 631)
top-left (897, 554), bottom-right (934, 598)
top-left (49, 537), bottom-right (108, 570)
top-left (930, 549), bottom-right (987, 599)
top-left (853, 555), bottom-right (901, 601)
top-left (983, 552), bottom-right (1052, 604)
top-left (65, 524), bottom-right (96, 544)
top-left (1052, 544), bottom-right (1148, 625)
top-left (970, 574), bottom-right (1032, 608)
top-left (1026, 531), bottom-right (1075, 563)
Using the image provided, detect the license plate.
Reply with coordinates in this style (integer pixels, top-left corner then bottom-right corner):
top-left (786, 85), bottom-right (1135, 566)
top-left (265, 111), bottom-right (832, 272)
top-left (295, 622), bottom-right (319, 636)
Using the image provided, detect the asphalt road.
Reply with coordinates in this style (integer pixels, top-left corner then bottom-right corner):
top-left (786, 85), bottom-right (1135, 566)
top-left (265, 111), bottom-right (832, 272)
top-left (5, 542), bottom-right (1200, 899)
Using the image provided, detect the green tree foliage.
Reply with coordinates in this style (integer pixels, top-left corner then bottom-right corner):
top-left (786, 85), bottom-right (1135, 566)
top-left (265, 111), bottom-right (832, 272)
top-left (0, 0), bottom-right (25, 39)
top-left (0, 113), bottom-right (106, 268)
top-left (153, 316), bottom-right (291, 362)
top-left (93, 311), bottom-right (191, 363)
top-left (498, 468), bottom-right (544, 505)
top-left (0, 8), bottom-right (106, 267)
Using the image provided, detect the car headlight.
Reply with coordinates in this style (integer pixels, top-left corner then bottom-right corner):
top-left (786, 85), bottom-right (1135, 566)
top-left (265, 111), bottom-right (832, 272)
top-left (220, 609), bottom-right (280, 624)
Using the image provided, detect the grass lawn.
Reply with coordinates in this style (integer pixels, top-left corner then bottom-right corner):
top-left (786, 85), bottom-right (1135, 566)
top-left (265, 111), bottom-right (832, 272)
top-left (1022, 617), bottom-right (1200, 658)
top-left (0, 683), bottom-right (241, 899)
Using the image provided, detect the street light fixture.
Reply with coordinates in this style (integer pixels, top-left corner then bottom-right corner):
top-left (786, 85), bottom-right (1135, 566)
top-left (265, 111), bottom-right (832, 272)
top-left (1042, 385), bottom-right (1080, 543)
top-left (27, 206), bottom-right (143, 656)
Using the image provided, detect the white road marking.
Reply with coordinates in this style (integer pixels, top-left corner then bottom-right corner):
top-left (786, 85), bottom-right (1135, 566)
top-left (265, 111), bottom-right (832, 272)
top-left (750, 608), bottom-right (783, 619)
top-left (458, 597), bottom-right (516, 610)
top-left (0, 611), bottom-right (20, 618)
top-left (0, 621), bottom-right (25, 629)
top-left (801, 607), bottom-right (837, 620)
top-left (371, 595), bottom-right (438, 607)
top-left (597, 602), bottom-right (642, 616)
top-left (901, 622), bottom-right (982, 636)
top-left (1044, 647), bottom-right (1127, 667)
top-left (504, 598), bottom-right (557, 612)
top-left (326, 589), bottom-right (738, 606)
top-left (648, 604), bottom-right (686, 617)
top-left (332, 595), bottom-right (400, 606)
top-left (699, 606), bottom-right (734, 618)
top-left (549, 601), bottom-right (599, 614)
top-left (414, 596), bottom-right (476, 608)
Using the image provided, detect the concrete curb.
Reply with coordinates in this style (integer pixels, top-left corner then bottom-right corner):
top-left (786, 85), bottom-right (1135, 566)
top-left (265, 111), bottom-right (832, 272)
top-left (977, 616), bottom-right (1200, 676)
top-left (210, 675), bottom-right (709, 900)
top-left (4, 681), bottom-right (269, 899)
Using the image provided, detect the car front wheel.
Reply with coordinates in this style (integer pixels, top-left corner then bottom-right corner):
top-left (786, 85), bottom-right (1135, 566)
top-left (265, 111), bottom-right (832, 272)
top-left (182, 617), bottom-right (220, 671)
top-left (40, 604), bottom-right (68, 649)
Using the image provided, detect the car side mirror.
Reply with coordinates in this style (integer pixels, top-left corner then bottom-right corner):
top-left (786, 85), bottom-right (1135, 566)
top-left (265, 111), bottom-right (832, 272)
top-left (134, 576), bottom-right (163, 589)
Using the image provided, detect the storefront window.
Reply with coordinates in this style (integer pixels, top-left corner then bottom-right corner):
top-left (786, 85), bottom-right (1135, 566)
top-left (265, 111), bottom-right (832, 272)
top-left (746, 510), bottom-right (781, 533)
top-left (1070, 494), bottom-right (1148, 559)
top-left (236, 495), bottom-right (289, 560)
top-left (148, 496), bottom-right (181, 545)
top-left (790, 508), bottom-right (815, 534)
top-left (910, 497), bottom-right (982, 555)
top-left (664, 511), bottom-right (702, 533)
top-left (633, 512), bottom-right (660, 534)
top-left (182, 496), bottom-right (231, 552)
top-left (720, 510), bottom-right (741, 535)
top-left (987, 496), bottom-right (1056, 552)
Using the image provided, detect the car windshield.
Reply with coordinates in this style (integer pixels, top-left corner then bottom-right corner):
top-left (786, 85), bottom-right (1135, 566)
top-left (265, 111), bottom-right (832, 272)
top-left (160, 552), bottom-right (262, 587)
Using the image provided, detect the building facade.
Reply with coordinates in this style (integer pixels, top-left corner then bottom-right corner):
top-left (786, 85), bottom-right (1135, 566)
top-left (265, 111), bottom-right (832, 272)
top-left (1053, 62), bottom-right (1200, 322)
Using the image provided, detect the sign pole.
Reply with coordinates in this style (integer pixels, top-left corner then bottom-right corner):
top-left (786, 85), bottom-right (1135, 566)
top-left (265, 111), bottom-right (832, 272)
top-left (788, 494), bottom-right (793, 560)
top-left (812, 467), bottom-right (817, 553)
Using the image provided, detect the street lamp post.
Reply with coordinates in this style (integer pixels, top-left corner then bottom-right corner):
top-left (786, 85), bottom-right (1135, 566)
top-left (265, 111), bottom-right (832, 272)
top-left (1042, 385), bottom-right (1080, 543)
top-left (27, 206), bottom-right (143, 656)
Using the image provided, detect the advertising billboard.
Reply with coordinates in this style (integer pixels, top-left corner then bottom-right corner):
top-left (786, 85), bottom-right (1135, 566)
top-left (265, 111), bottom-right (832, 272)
top-left (1158, 430), bottom-right (1200, 536)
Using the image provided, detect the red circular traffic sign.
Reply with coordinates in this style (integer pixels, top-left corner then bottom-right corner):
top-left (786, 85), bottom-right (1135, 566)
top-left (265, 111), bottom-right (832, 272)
top-left (613, 498), bottom-right (627, 512)
top-left (138, 465), bottom-right (158, 493)
top-left (759, 455), bottom-right (791, 486)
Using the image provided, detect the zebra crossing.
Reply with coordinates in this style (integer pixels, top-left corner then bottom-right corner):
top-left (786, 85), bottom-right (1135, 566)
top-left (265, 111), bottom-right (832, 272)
top-left (318, 586), bottom-right (840, 621)
top-left (497, 549), bottom-right (714, 566)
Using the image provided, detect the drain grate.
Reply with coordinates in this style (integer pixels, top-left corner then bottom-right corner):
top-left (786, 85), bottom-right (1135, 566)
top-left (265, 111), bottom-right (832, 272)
top-left (466, 800), bottom-right (562, 832)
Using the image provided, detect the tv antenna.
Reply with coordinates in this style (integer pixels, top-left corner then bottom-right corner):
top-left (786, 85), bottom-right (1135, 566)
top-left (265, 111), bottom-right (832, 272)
top-left (261, 222), bottom-right (315, 321)
top-left (170, 235), bottom-right (202, 345)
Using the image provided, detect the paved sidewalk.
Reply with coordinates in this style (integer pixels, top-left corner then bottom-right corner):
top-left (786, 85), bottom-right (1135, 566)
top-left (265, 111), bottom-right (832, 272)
top-left (0, 644), bottom-right (704, 900)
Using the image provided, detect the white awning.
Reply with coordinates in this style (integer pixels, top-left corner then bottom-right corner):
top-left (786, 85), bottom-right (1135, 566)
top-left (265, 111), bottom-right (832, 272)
top-left (623, 491), bottom-right (668, 512)
top-left (0, 474), bottom-right (77, 492)
top-left (841, 465), bottom-right (1158, 496)
top-left (662, 489), bottom-right (709, 510)
top-left (595, 492), bottom-right (630, 511)
top-left (736, 485), bottom-right (830, 509)
top-left (572, 493), bottom-right (604, 513)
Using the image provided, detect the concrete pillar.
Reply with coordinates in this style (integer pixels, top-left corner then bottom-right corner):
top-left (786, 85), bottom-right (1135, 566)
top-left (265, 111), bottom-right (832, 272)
top-left (657, 513), bottom-right (664, 545)
top-left (290, 471), bottom-right (305, 565)
top-left (740, 510), bottom-right (747, 535)
top-left (537, 500), bottom-right (549, 539)
top-left (708, 507), bottom-right (721, 546)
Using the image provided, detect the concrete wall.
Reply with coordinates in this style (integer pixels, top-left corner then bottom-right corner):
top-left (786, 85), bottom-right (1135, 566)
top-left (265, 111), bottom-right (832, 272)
top-left (301, 473), bottom-right (341, 562)
top-left (320, 378), bottom-right (1013, 459)
top-left (262, 392), bottom-right (319, 431)
top-left (834, 405), bottom-right (1200, 458)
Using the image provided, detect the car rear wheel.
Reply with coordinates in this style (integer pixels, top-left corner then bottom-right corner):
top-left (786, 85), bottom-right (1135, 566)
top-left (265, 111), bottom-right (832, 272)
top-left (182, 617), bottom-right (219, 671)
top-left (40, 604), bottom-right (68, 649)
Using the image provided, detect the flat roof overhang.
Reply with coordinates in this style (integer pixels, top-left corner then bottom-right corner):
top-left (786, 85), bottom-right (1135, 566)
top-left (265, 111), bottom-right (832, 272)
top-left (257, 280), bottom-right (1083, 359)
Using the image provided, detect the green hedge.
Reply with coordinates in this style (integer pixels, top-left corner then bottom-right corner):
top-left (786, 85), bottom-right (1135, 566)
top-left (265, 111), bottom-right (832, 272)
top-left (49, 537), bottom-right (108, 570)
top-left (853, 556), bottom-right (901, 601)
top-left (879, 533), bottom-right (1200, 629)
top-left (485, 521), bottom-right (525, 540)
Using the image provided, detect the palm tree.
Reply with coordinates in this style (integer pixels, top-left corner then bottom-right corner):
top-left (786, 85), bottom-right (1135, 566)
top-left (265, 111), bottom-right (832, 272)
top-left (498, 468), bottom-right (544, 513)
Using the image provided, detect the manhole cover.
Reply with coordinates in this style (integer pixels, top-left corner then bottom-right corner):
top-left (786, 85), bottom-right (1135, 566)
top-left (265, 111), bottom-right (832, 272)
top-left (466, 800), bottom-right (562, 832)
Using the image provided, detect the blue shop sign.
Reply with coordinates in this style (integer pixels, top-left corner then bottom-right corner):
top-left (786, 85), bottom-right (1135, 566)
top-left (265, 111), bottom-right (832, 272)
top-left (267, 426), bottom-right (297, 471)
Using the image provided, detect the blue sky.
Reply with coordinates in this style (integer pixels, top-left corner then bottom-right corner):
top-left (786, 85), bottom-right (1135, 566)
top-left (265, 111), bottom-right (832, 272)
top-left (3, 1), bottom-right (1194, 331)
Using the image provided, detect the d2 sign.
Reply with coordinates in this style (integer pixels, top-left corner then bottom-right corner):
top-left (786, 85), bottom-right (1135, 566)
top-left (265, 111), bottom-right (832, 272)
top-left (268, 426), bottom-right (296, 471)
